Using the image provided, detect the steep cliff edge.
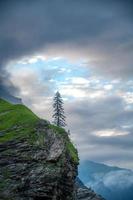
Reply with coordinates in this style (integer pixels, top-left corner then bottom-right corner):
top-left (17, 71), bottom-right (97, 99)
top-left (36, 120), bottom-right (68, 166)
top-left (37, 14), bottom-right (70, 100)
top-left (0, 98), bottom-right (104, 200)
top-left (76, 178), bottom-right (105, 200)
top-left (0, 98), bottom-right (78, 200)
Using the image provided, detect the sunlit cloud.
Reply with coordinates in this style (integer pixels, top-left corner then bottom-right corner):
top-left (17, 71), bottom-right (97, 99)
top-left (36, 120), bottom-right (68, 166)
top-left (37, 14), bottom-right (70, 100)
top-left (70, 77), bottom-right (90, 85)
top-left (92, 129), bottom-right (129, 137)
top-left (104, 84), bottom-right (113, 90)
top-left (17, 55), bottom-right (47, 64)
top-left (60, 86), bottom-right (87, 98)
top-left (122, 92), bottom-right (133, 104)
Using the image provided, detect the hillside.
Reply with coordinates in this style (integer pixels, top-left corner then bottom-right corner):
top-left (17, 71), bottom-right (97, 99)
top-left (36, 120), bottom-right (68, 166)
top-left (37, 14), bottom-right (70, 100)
top-left (0, 98), bottom-right (38, 143)
top-left (0, 98), bottom-right (78, 161)
top-left (0, 99), bottom-right (105, 200)
top-left (79, 160), bottom-right (133, 200)
top-left (0, 98), bottom-right (79, 199)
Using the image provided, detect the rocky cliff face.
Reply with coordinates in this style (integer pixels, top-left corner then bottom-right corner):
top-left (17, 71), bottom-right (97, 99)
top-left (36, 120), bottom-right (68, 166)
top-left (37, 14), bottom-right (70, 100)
top-left (0, 99), bottom-right (78, 200)
top-left (76, 178), bottom-right (105, 200)
top-left (0, 123), bottom-right (78, 199)
top-left (0, 98), bottom-right (104, 200)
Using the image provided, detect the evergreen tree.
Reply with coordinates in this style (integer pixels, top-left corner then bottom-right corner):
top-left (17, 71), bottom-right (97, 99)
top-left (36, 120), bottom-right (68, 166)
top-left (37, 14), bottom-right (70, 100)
top-left (52, 91), bottom-right (66, 127)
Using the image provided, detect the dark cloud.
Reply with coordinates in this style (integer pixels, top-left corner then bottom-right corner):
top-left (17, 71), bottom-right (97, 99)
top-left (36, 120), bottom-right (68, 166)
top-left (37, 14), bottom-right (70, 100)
top-left (66, 96), bottom-right (133, 132)
top-left (65, 96), bottom-right (133, 168)
top-left (0, 70), bottom-right (19, 98)
top-left (0, 0), bottom-right (133, 77)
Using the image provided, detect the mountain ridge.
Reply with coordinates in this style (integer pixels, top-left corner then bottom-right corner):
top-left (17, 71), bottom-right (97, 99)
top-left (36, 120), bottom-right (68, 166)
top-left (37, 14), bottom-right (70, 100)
top-left (79, 160), bottom-right (133, 200)
top-left (0, 88), bottom-right (22, 104)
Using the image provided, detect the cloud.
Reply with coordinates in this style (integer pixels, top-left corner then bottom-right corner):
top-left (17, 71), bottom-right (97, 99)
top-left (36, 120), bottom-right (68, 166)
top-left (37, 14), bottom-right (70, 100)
top-left (85, 168), bottom-right (133, 200)
top-left (92, 129), bottom-right (129, 137)
top-left (8, 66), bottom-right (55, 118)
top-left (65, 95), bottom-right (133, 168)
top-left (17, 55), bottom-right (47, 64)
top-left (59, 76), bottom-right (112, 99)
top-left (0, 0), bottom-right (133, 80)
top-left (103, 170), bottom-right (133, 189)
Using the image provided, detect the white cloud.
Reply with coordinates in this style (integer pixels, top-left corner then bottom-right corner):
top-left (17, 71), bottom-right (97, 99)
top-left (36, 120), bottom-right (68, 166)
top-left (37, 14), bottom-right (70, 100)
top-left (60, 86), bottom-right (87, 98)
top-left (123, 92), bottom-right (133, 104)
top-left (58, 67), bottom-right (71, 73)
top-left (17, 55), bottom-right (47, 64)
top-left (103, 170), bottom-right (133, 189)
top-left (9, 68), bottom-right (45, 97)
top-left (92, 129), bottom-right (129, 137)
top-left (104, 84), bottom-right (113, 90)
top-left (71, 77), bottom-right (90, 85)
top-left (58, 76), bottom-right (108, 99)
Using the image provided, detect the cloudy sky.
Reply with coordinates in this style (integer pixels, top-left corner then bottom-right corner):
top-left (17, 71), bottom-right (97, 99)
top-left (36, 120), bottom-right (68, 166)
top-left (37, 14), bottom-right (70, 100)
top-left (0, 0), bottom-right (133, 169)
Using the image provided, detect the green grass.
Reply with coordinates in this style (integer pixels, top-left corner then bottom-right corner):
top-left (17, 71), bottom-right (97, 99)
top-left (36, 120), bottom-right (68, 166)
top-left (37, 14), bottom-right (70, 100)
top-left (0, 99), bottom-right (38, 130)
top-left (66, 140), bottom-right (79, 164)
top-left (0, 98), bottom-right (13, 113)
top-left (0, 98), bottom-right (79, 163)
top-left (0, 98), bottom-right (39, 143)
top-left (48, 124), bottom-right (66, 135)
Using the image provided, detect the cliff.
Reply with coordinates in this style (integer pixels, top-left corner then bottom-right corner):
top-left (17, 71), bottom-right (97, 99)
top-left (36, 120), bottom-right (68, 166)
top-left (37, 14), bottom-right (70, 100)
top-left (76, 178), bottom-right (105, 200)
top-left (0, 98), bottom-right (104, 200)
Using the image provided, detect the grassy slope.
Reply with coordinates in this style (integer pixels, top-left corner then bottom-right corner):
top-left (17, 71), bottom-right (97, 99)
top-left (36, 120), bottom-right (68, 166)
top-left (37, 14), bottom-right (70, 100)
top-left (0, 98), bottom-right (79, 163)
top-left (0, 98), bottom-right (39, 143)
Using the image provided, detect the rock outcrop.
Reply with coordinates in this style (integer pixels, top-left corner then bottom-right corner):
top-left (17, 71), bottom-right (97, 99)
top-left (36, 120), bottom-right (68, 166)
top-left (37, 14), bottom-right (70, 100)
top-left (0, 99), bottom-right (78, 200)
top-left (0, 98), bottom-right (104, 200)
top-left (76, 178), bottom-right (105, 200)
top-left (0, 131), bottom-right (77, 199)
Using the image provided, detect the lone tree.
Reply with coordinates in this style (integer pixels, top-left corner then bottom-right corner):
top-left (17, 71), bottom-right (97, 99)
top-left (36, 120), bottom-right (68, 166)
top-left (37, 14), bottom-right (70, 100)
top-left (52, 91), bottom-right (66, 127)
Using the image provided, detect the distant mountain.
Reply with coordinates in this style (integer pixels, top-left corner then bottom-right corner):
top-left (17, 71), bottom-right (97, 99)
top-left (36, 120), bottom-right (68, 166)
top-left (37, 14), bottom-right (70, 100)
top-left (0, 87), bottom-right (22, 104)
top-left (79, 160), bottom-right (133, 200)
